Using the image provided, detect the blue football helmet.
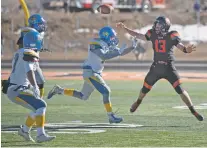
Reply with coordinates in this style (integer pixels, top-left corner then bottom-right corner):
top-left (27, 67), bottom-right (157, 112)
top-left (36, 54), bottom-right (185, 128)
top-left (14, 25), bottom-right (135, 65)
top-left (23, 31), bottom-right (43, 51)
top-left (99, 26), bottom-right (119, 46)
top-left (28, 14), bottom-right (47, 33)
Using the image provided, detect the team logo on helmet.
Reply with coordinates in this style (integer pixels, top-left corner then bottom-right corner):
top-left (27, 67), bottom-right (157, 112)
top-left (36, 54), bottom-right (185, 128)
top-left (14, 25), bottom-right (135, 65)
top-left (102, 32), bottom-right (109, 37)
top-left (30, 16), bottom-right (37, 24)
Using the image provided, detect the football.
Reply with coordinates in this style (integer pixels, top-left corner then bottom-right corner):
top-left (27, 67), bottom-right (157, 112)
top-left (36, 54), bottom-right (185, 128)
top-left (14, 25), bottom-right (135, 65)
top-left (97, 4), bottom-right (114, 14)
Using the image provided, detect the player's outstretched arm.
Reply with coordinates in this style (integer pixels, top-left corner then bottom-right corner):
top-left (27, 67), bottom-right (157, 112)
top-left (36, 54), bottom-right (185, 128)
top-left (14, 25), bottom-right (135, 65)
top-left (116, 22), bottom-right (147, 41)
top-left (91, 47), bottom-right (121, 60)
top-left (176, 43), bottom-right (196, 53)
top-left (120, 38), bottom-right (138, 56)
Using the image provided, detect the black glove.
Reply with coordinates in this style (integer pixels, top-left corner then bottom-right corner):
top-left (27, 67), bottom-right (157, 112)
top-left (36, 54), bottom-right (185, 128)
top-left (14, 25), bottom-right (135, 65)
top-left (40, 48), bottom-right (52, 52)
top-left (1, 79), bottom-right (9, 94)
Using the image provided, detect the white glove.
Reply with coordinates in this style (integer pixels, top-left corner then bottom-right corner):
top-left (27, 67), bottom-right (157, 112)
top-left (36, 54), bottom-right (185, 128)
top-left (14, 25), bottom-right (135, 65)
top-left (32, 85), bottom-right (40, 98)
top-left (132, 37), bottom-right (138, 49)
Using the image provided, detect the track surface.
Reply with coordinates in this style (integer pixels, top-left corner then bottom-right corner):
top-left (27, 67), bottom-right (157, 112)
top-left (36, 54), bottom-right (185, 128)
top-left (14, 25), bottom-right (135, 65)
top-left (2, 70), bottom-right (207, 82)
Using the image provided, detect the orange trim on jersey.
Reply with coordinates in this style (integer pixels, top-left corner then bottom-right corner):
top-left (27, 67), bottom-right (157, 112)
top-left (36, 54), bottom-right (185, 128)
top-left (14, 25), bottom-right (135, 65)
top-left (144, 82), bottom-right (152, 89)
top-left (173, 79), bottom-right (181, 88)
top-left (170, 33), bottom-right (180, 39)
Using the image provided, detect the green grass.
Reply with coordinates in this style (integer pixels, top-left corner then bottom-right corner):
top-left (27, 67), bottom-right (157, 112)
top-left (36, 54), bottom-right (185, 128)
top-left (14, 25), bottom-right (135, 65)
top-left (1, 80), bottom-right (207, 147)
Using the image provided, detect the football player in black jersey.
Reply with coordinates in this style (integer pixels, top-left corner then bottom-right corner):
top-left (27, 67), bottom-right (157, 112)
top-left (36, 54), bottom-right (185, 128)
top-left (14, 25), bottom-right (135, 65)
top-left (116, 16), bottom-right (204, 121)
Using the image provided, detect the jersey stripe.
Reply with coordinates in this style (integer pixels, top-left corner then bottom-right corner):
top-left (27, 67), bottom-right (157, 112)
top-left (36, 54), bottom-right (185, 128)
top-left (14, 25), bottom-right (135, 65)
top-left (89, 42), bottom-right (100, 45)
top-left (144, 82), bottom-right (152, 89)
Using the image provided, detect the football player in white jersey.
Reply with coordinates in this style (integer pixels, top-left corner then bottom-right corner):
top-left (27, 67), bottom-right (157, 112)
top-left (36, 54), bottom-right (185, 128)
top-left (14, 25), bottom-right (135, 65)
top-left (7, 31), bottom-right (55, 143)
top-left (47, 26), bottom-right (138, 123)
top-left (16, 14), bottom-right (47, 99)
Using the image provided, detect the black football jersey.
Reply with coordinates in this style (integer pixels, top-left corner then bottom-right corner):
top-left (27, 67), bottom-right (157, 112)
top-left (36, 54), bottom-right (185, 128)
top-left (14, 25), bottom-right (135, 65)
top-left (145, 29), bottom-right (181, 61)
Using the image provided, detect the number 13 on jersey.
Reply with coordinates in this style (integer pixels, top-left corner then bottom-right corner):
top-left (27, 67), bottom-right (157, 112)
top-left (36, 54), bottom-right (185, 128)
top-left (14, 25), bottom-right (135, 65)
top-left (155, 39), bottom-right (166, 53)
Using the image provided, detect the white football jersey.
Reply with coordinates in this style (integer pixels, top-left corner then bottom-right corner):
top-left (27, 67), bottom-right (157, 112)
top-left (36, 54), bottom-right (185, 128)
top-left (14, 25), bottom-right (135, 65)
top-left (10, 48), bottom-right (38, 86)
top-left (83, 39), bottom-right (109, 73)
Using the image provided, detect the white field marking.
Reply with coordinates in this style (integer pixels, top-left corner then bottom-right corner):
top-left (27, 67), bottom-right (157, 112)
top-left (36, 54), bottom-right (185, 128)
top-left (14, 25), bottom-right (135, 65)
top-left (49, 129), bottom-right (105, 134)
top-left (1, 129), bottom-right (105, 134)
top-left (45, 122), bottom-right (143, 128)
top-left (1, 122), bottom-right (143, 134)
top-left (200, 103), bottom-right (207, 106)
top-left (173, 105), bottom-right (207, 110)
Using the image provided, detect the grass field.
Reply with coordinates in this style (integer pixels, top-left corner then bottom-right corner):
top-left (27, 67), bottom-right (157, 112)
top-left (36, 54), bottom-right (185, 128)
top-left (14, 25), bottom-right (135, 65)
top-left (1, 79), bottom-right (207, 147)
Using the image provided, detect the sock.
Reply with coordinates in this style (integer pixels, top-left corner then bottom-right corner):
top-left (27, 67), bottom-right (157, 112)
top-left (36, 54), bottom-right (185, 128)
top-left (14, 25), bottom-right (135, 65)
top-left (22, 112), bottom-right (36, 132)
top-left (107, 112), bottom-right (113, 117)
top-left (39, 88), bottom-right (44, 98)
top-left (35, 115), bottom-right (46, 136)
top-left (37, 127), bottom-right (45, 136)
top-left (64, 89), bottom-right (74, 96)
top-left (136, 99), bottom-right (142, 106)
top-left (189, 106), bottom-right (196, 114)
top-left (104, 103), bottom-right (112, 113)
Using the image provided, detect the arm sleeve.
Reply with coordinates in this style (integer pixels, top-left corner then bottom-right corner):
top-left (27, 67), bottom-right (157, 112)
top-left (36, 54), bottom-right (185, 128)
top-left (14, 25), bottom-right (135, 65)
top-left (90, 44), bottom-right (121, 60)
top-left (170, 31), bottom-right (181, 46)
top-left (145, 29), bottom-right (152, 41)
top-left (120, 46), bottom-right (134, 56)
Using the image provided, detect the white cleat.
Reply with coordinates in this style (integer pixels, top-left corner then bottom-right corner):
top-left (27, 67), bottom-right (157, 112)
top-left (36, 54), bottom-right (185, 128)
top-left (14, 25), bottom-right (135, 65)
top-left (18, 126), bottom-right (35, 142)
top-left (36, 134), bottom-right (56, 143)
top-left (47, 85), bottom-right (63, 99)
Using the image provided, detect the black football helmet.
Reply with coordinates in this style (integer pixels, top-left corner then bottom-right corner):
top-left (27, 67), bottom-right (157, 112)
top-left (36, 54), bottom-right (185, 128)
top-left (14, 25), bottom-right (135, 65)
top-left (152, 16), bottom-right (171, 34)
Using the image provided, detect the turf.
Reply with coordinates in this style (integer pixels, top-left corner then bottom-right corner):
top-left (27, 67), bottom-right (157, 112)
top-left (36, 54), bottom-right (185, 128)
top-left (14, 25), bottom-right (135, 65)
top-left (1, 80), bottom-right (207, 147)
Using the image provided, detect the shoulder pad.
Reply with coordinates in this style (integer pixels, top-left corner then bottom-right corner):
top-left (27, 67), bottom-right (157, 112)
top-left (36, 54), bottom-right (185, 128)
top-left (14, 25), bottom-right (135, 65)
top-left (20, 27), bottom-right (36, 37)
top-left (21, 27), bottom-right (36, 33)
top-left (23, 49), bottom-right (39, 62)
top-left (170, 31), bottom-right (180, 40)
top-left (89, 38), bottom-right (108, 48)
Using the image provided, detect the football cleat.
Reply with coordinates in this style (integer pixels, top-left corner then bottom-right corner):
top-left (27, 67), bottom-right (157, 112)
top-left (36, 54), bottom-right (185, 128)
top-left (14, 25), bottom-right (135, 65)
top-left (47, 85), bottom-right (63, 99)
top-left (193, 112), bottom-right (204, 121)
top-left (36, 134), bottom-right (56, 143)
top-left (108, 113), bottom-right (123, 123)
top-left (18, 125), bottom-right (34, 142)
top-left (130, 101), bottom-right (139, 113)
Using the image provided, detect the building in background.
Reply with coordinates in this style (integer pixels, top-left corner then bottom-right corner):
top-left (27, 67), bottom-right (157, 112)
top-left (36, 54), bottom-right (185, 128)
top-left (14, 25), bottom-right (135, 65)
top-left (41, 0), bottom-right (165, 13)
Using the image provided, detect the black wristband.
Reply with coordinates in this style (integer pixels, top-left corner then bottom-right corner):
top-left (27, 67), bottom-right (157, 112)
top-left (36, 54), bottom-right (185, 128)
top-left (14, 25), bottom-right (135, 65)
top-left (183, 47), bottom-right (188, 53)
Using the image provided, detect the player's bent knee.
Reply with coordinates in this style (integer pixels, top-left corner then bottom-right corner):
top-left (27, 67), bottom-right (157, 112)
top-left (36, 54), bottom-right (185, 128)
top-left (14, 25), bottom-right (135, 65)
top-left (36, 107), bottom-right (46, 115)
top-left (37, 99), bottom-right (47, 109)
top-left (102, 86), bottom-right (111, 95)
top-left (141, 86), bottom-right (151, 94)
top-left (174, 85), bottom-right (184, 94)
